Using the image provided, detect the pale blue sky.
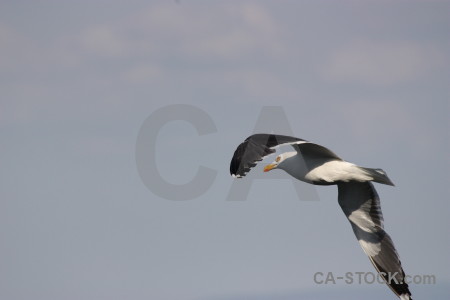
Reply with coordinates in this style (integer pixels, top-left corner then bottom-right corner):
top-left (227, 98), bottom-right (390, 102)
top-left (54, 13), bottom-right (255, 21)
top-left (1, 1), bottom-right (449, 299)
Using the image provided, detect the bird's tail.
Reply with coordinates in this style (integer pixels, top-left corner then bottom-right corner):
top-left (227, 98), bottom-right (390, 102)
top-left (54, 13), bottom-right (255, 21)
top-left (359, 167), bottom-right (395, 186)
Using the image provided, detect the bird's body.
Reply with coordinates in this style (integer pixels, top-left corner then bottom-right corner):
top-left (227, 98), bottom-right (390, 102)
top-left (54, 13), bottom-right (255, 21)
top-left (276, 151), bottom-right (387, 185)
top-left (230, 134), bottom-right (412, 300)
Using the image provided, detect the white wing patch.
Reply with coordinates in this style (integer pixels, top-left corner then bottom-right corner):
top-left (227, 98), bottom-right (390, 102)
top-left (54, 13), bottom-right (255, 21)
top-left (348, 210), bottom-right (377, 233)
top-left (400, 293), bottom-right (412, 300)
top-left (358, 239), bottom-right (382, 256)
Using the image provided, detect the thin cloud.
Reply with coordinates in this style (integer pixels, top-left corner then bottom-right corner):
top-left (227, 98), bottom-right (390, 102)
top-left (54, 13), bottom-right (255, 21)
top-left (79, 25), bottom-right (126, 58)
top-left (320, 40), bottom-right (445, 86)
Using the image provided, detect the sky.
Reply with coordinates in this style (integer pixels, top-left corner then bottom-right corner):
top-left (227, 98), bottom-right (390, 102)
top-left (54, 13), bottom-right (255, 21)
top-left (1, 1), bottom-right (449, 299)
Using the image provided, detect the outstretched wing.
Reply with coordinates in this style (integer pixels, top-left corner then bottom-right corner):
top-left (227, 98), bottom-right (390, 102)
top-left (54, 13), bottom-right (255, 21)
top-left (229, 134), bottom-right (305, 177)
top-left (230, 133), bottom-right (342, 178)
top-left (338, 182), bottom-right (412, 300)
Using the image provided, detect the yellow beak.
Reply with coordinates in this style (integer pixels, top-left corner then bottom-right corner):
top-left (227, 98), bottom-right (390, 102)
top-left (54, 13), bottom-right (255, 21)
top-left (264, 163), bottom-right (277, 172)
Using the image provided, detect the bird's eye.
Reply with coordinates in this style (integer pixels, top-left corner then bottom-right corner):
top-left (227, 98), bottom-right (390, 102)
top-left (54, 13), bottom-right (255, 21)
top-left (276, 156), bottom-right (281, 162)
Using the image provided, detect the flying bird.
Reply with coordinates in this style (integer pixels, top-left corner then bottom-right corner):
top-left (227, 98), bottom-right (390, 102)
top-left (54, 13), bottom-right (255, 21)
top-left (230, 134), bottom-right (412, 300)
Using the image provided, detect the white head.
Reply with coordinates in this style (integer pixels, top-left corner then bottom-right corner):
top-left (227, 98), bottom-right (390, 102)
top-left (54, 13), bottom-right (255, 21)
top-left (263, 151), bottom-right (297, 173)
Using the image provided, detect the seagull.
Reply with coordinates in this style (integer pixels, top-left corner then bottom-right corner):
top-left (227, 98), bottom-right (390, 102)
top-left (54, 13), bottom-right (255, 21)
top-left (230, 134), bottom-right (412, 300)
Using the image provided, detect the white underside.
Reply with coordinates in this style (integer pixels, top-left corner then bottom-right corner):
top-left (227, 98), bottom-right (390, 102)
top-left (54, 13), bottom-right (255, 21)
top-left (279, 154), bottom-right (373, 184)
top-left (306, 160), bottom-right (372, 183)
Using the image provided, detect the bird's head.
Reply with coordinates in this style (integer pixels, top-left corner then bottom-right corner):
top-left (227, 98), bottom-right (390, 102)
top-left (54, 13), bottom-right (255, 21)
top-left (263, 152), bottom-right (296, 172)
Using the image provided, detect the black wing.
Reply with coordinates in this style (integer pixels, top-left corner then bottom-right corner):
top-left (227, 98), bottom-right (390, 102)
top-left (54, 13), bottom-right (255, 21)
top-left (230, 134), bottom-right (343, 177)
top-left (338, 182), bottom-right (412, 299)
top-left (292, 142), bottom-right (342, 161)
top-left (230, 134), bottom-right (305, 177)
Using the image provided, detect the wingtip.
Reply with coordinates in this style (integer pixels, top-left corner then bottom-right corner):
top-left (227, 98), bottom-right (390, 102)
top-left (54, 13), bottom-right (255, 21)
top-left (399, 293), bottom-right (412, 300)
top-left (386, 176), bottom-right (395, 186)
